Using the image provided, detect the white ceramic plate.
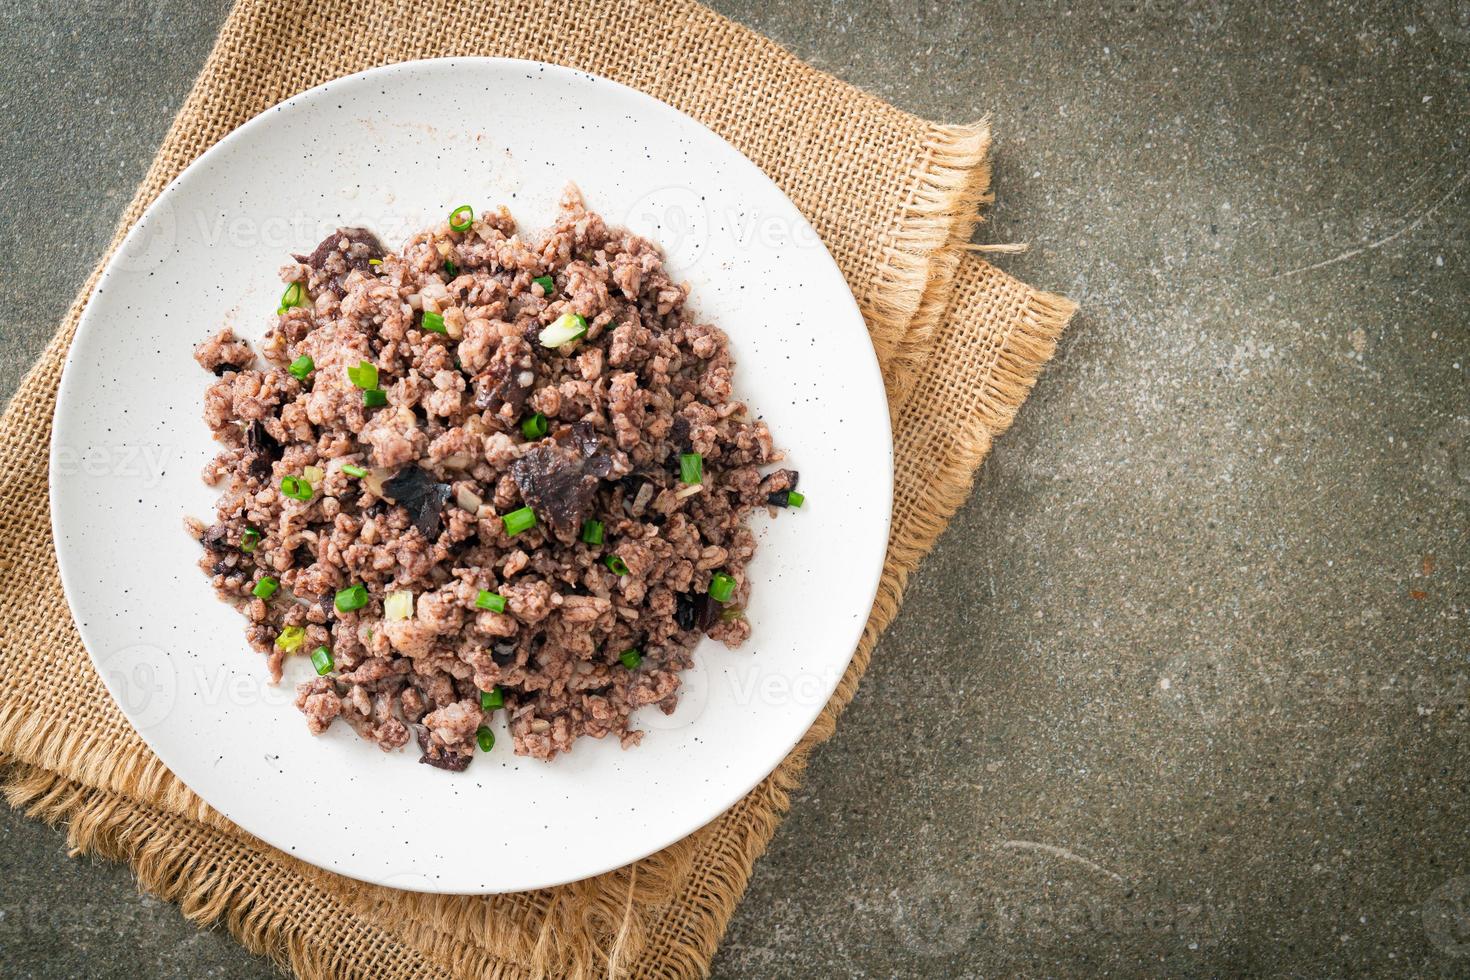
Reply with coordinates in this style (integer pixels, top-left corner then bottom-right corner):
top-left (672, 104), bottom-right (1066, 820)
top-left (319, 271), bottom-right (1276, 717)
top-left (50, 58), bottom-right (891, 893)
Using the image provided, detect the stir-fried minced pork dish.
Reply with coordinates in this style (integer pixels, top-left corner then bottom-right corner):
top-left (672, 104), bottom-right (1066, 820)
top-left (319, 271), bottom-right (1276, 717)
top-left (187, 189), bottom-right (804, 770)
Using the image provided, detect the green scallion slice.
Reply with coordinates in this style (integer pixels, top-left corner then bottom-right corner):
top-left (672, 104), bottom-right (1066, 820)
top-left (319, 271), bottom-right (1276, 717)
top-left (475, 589), bottom-right (507, 613)
top-left (310, 646), bottom-right (334, 675)
top-left (787, 491), bottom-right (805, 508)
top-left (280, 282), bottom-right (306, 310)
top-left (240, 528), bottom-right (261, 553)
top-left (680, 452), bottom-right (703, 485)
top-left (280, 475), bottom-right (313, 501)
top-left (476, 726), bottom-right (495, 752)
top-left (537, 312), bottom-right (588, 349)
top-left (288, 355), bottom-right (314, 380)
top-left (346, 360), bottom-right (378, 389)
top-left (532, 275), bottom-right (554, 296)
top-left (449, 204), bottom-right (474, 232)
top-left (620, 648), bottom-right (642, 669)
top-left (708, 572), bottom-right (736, 604)
top-left (368, 257), bottom-right (383, 267)
top-left (363, 388), bottom-right (388, 408)
top-left (275, 626), bottom-right (305, 652)
top-left (252, 576), bottom-right (279, 600)
top-left (480, 686), bottom-right (504, 711)
top-left (501, 507), bottom-right (536, 536)
top-left (341, 463), bottom-right (367, 478)
top-left (520, 413), bottom-right (548, 439)
top-left (444, 259), bottom-right (459, 278)
top-left (334, 583), bottom-right (369, 612)
top-left (580, 520), bottom-right (604, 546)
top-left (421, 310), bottom-right (447, 334)
top-left (604, 554), bottom-right (629, 576)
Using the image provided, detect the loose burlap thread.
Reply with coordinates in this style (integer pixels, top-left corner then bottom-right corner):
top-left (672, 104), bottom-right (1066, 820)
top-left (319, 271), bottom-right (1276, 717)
top-left (0, 0), bottom-right (1075, 976)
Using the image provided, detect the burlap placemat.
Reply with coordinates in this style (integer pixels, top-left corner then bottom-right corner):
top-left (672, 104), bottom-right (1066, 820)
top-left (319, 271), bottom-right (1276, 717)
top-left (0, 0), bottom-right (1074, 975)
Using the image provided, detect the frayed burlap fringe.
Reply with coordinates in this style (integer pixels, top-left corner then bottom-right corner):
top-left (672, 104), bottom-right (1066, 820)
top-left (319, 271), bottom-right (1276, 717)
top-left (5, 762), bottom-right (453, 979)
top-left (867, 120), bottom-right (993, 411)
top-left (0, 273), bottom-right (1072, 978)
top-left (0, 0), bottom-right (1075, 976)
top-left (0, 700), bottom-right (219, 829)
top-left (626, 279), bottom-right (1074, 972)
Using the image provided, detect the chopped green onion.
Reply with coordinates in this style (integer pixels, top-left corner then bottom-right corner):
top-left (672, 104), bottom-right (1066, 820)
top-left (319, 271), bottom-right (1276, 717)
top-left (537, 312), bottom-right (588, 349)
top-left (275, 626), bottom-right (305, 652)
top-left (680, 453), bottom-right (703, 485)
top-left (449, 204), bottom-right (474, 232)
top-left (368, 257), bottom-right (383, 267)
top-left (341, 463), bottom-right (367, 478)
top-left (620, 648), bottom-right (642, 669)
top-left (444, 259), bottom-right (459, 278)
top-left (363, 388), bottom-right (388, 408)
top-left (720, 606), bottom-right (746, 623)
top-left (346, 360), bottom-right (378, 390)
top-left (501, 507), bottom-right (536, 536)
top-left (334, 583), bottom-right (369, 612)
top-left (475, 589), bottom-right (507, 613)
top-left (384, 590), bottom-right (414, 621)
top-left (421, 310), bottom-right (447, 334)
top-left (288, 355), bottom-right (314, 380)
top-left (533, 275), bottom-right (555, 296)
top-left (310, 646), bottom-right (334, 675)
top-left (240, 528), bottom-right (261, 553)
top-left (580, 520), bottom-right (604, 546)
top-left (480, 687), bottom-right (504, 711)
top-left (604, 554), bottom-right (629, 576)
top-left (280, 282), bottom-right (306, 310)
top-left (251, 576), bottom-right (279, 600)
top-left (476, 726), bottom-right (495, 752)
top-left (280, 475), bottom-right (313, 501)
top-left (787, 491), bottom-right (805, 508)
top-left (520, 413), bottom-right (548, 439)
top-left (708, 572), bottom-right (736, 604)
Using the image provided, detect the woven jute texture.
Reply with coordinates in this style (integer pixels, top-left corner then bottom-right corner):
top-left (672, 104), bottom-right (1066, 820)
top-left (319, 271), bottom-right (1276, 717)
top-left (0, 0), bottom-right (1075, 976)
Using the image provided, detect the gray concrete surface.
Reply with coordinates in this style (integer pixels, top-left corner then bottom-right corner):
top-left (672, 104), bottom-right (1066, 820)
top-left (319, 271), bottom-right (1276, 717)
top-left (2, 0), bottom-right (1467, 977)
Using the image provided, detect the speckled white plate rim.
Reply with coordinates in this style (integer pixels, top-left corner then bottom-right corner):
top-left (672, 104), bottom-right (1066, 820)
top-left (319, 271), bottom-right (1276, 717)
top-left (50, 57), bottom-right (893, 894)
